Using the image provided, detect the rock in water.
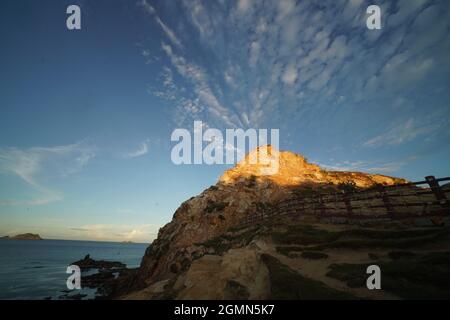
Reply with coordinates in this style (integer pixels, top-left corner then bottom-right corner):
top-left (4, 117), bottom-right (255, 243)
top-left (71, 254), bottom-right (126, 271)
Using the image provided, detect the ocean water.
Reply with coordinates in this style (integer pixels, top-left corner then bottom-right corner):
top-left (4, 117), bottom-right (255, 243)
top-left (0, 239), bottom-right (148, 300)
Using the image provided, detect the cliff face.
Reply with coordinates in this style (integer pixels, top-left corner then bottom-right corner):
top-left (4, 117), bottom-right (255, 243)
top-left (132, 146), bottom-right (406, 291)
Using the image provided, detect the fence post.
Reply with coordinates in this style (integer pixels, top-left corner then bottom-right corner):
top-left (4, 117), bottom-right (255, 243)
top-left (299, 199), bottom-right (305, 219)
top-left (426, 176), bottom-right (448, 205)
top-left (379, 185), bottom-right (395, 217)
top-left (344, 192), bottom-right (353, 217)
top-left (318, 195), bottom-right (325, 216)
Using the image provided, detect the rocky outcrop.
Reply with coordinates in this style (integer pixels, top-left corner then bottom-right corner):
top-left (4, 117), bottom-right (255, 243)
top-left (175, 241), bottom-right (271, 299)
top-left (119, 146), bottom-right (407, 297)
top-left (62, 254), bottom-right (132, 300)
top-left (220, 145), bottom-right (406, 187)
top-left (71, 254), bottom-right (126, 271)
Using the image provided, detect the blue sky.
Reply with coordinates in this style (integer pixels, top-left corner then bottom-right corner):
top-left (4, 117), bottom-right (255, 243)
top-left (0, 0), bottom-right (449, 242)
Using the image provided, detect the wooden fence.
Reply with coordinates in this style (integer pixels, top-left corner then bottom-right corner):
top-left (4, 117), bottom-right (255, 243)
top-left (241, 176), bottom-right (450, 225)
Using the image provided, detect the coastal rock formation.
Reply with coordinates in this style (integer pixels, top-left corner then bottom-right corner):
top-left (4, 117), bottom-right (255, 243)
top-left (71, 254), bottom-right (126, 271)
top-left (60, 254), bottom-right (131, 299)
top-left (175, 242), bottom-right (271, 299)
top-left (118, 146), bottom-right (409, 298)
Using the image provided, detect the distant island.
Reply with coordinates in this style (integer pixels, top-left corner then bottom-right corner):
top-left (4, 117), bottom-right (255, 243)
top-left (1, 233), bottom-right (43, 240)
top-left (121, 240), bottom-right (134, 244)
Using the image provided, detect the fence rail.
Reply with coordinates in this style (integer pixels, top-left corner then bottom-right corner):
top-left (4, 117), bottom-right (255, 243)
top-left (241, 176), bottom-right (450, 225)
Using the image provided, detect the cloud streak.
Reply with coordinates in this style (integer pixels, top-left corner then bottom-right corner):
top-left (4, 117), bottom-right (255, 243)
top-left (139, 0), bottom-right (183, 49)
top-left (317, 157), bottom-right (416, 174)
top-left (0, 141), bottom-right (95, 206)
top-left (124, 139), bottom-right (151, 159)
top-left (363, 116), bottom-right (448, 148)
top-left (68, 223), bottom-right (160, 242)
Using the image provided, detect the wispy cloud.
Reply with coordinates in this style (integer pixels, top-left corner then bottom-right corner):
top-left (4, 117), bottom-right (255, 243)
top-left (124, 139), bottom-right (151, 159)
top-left (0, 141), bottom-right (95, 206)
top-left (68, 223), bottom-right (160, 242)
top-left (317, 157), bottom-right (416, 174)
top-left (139, 0), bottom-right (183, 49)
top-left (363, 117), bottom-right (443, 148)
top-left (116, 208), bottom-right (134, 215)
top-left (160, 41), bottom-right (242, 128)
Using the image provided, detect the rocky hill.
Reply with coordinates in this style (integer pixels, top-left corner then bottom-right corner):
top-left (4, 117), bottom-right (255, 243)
top-left (103, 146), bottom-right (450, 300)
top-left (135, 147), bottom-right (404, 287)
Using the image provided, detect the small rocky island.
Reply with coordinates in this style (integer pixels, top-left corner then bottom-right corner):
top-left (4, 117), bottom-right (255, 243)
top-left (1, 233), bottom-right (43, 240)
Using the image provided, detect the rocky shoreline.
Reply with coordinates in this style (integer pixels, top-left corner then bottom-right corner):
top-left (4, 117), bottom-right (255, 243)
top-left (55, 254), bottom-right (133, 300)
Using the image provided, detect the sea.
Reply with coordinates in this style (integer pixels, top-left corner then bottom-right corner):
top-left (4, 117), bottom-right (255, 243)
top-left (0, 239), bottom-right (148, 300)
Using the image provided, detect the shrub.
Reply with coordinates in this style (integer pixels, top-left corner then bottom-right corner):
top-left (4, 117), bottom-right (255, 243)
top-left (261, 254), bottom-right (354, 299)
top-left (337, 181), bottom-right (358, 194)
top-left (301, 251), bottom-right (329, 260)
top-left (205, 200), bottom-right (228, 213)
top-left (247, 175), bottom-right (257, 187)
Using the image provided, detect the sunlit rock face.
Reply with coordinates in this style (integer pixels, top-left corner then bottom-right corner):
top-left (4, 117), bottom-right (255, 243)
top-left (132, 146), bottom-right (407, 290)
top-left (220, 145), bottom-right (406, 187)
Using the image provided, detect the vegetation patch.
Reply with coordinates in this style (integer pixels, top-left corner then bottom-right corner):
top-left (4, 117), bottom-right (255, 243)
top-left (327, 251), bottom-right (450, 299)
top-left (224, 280), bottom-right (250, 300)
top-left (272, 224), bottom-right (450, 251)
top-left (205, 200), bottom-right (228, 214)
top-left (301, 251), bottom-right (329, 260)
top-left (256, 201), bottom-right (273, 213)
top-left (247, 175), bottom-right (257, 187)
top-left (310, 231), bottom-right (449, 251)
top-left (152, 278), bottom-right (181, 300)
top-left (326, 264), bottom-right (367, 288)
top-left (227, 224), bottom-right (249, 233)
top-left (388, 251), bottom-right (416, 260)
top-left (275, 246), bottom-right (303, 257)
top-left (276, 246), bottom-right (328, 259)
top-left (200, 237), bottom-right (232, 255)
top-left (199, 228), bottom-right (260, 255)
top-left (208, 185), bottom-right (219, 191)
top-left (261, 254), bottom-right (355, 300)
top-left (272, 225), bottom-right (335, 245)
top-left (337, 181), bottom-right (359, 194)
top-left (368, 253), bottom-right (379, 260)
